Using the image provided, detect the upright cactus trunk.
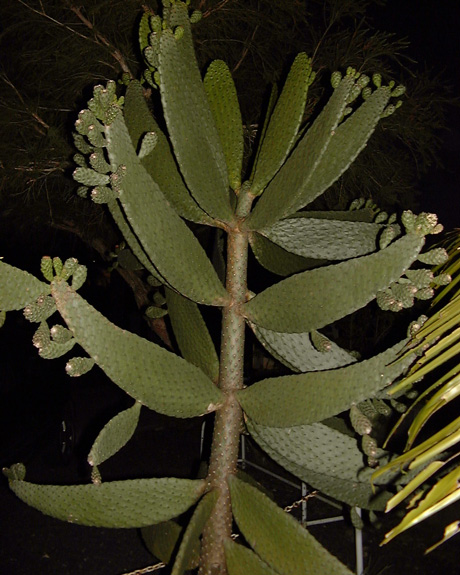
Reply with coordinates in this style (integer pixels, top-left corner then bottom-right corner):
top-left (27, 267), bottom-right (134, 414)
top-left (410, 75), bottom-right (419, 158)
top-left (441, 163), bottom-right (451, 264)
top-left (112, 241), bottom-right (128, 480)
top-left (200, 190), bottom-right (253, 575)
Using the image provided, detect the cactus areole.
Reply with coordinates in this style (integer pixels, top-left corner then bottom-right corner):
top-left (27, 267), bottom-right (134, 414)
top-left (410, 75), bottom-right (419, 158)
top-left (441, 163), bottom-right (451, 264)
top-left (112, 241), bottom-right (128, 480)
top-left (0, 2), bottom-right (447, 574)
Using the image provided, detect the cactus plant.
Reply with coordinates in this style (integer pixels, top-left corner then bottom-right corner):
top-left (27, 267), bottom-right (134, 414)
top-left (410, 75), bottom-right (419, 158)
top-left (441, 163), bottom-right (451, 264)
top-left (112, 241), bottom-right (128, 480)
top-left (0, 2), bottom-right (448, 573)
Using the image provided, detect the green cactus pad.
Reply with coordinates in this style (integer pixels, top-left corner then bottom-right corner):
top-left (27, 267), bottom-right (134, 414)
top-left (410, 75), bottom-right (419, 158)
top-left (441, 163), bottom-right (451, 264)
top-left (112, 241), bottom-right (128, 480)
top-left (203, 60), bottom-right (244, 191)
top-left (247, 81), bottom-right (391, 231)
top-left (237, 340), bottom-right (414, 426)
top-left (8, 474), bottom-right (205, 528)
top-left (124, 81), bottom-right (211, 225)
top-left (246, 75), bottom-right (355, 230)
top-left (108, 200), bottom-right (164, 283)
top-left (166, 288), bottom-right (219, 382)
top-left (171, 490), bottom-right (218, 575)
top-left (247, 419), bottom-right (390, 510)
top-left (260, 217), bottom-right (382, 260)
top-left (249, 232), bottom-right (318, 276)
top-left (142, 520), bottom-right (199, 569)
top-left (158, 4), bottom-right (233, 222)
top-left (228, 476), bottom-right (353, 575)
top-left (250, 53), bottom-right (312, 197)
top-left (88, 401), bottom-right (142, 467)
top-left (248, 423), bottom-right (389, 510)
top-left (105, 110), bottom-right (229, 306)
top-left (250, 323), bottom-right (356, 372)
top-left (244, 233), bottom-right (425, 333)
top-left (0, 261), bottom-right (50, 311)
top-left (51, 280), bottom-right (223, 418)
top-left (225, 540), bottom-right (279, 575)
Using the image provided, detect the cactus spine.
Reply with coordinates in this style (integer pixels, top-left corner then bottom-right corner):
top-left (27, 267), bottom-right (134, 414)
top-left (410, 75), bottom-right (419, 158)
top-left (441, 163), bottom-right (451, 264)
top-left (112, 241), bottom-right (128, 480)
top-left (0, 2), bottom-right (448, 574)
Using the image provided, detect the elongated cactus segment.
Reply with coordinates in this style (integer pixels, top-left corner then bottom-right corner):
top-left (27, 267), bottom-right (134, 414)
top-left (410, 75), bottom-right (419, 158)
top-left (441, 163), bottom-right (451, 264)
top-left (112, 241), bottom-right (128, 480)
top-left (51, 280), bottom-right (223, 418)
top-left (245, 74), bottom-right (355, 230)
top-left (165, 288), bottom-right (219, 382)
top-left (88, 401), bottom-right (142, 468)
top-left (124, 81), bottom-right (211, 224)
top-left (237, 340), bottom-right (414, 426)
top-left (249, 232), bottom-right (318, 276)
top-left (247, 419), bottom-right (390, 510)
top-left (244, 233), bottom-right (425, 333)
top-left (228, 476), bottom-right (353, 575)
top-left (0, 260), bottom-right (50, 311)
top-left (260, 217), bottom-right (383, 260)
top-left (250, 53), bottom-right (313, 196)
top-left (225, 540), bottom-right (279, 575)
top-left (248, 427), bottom-right (389, 510)
top-left (246, 76), bottom-right (395, 231)
top-left (6, 472), bottom-right (205, 528)
top-left (158, 4), bottom-right (233, 222)
top-left (105, 110), bottom-right (229, 306)
top-left (250, 323), bottom-right (356, 372)
top-left (204, 60), bottom-right (244, 191)
top-left (142, 521), bottom-right (198, 569)
top-left (171, 491), bottom-right (218, 575)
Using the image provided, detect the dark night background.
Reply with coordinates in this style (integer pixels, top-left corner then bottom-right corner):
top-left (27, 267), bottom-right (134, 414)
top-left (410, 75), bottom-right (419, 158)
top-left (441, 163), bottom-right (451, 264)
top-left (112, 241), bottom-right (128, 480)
top-left (1, 1), bottom-right (460, 574)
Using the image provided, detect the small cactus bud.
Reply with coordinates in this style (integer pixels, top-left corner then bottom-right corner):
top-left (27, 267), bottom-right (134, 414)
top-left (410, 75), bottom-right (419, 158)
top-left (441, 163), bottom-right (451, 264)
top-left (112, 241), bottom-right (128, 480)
top-left (330, 71), bottom-right (342, 89)
top-left (150, 15), bottom-right (162, 33)
top-left (346, 84), bottom-right (362, 104)
top-left (66, 356), bottom-right (95, 377)
top-left (53, 257), bottom-right (63, 277)
top-left (73, 133), bottom-right (94, 155)
top-left (357, 74), bottom-right (370, 89)
top-left (361, 86), bottom-right (372, 100)
top-left (349, 197), bottom-right (365, 210)
top-left (390, 399), bottom-right (407, 413)
top-left (362, 434), bottom-right (378, 457)
top-left (144, 45), bottom-right (159, 68)
top-left (372, 73), bottom-right (382, 88)
top-left (3, 463), bottom-right (26, 481)
top-left (373, 398), bottom-right (392, 417)
top-left (391, 85), bottom-right (406, 98)
top-left (381, 104), bottom-right (396, 118)
top-left (74, 153), bottom-right (87, 167)
top-left (32, 321), bottom-right (50, 351)
top-left (86, 125), bottom-right (106, 148)
top-left (89, 150), bottom-right (111, 174)
top-left (138, 131), bottom-right (158, 159)
top-left (405, 269), bottom-right (433, 289)
top-left (71, 264), bottom-right (87, 290)
top-left (374, 211), bottom-right (388, 224)
top-left (50, 324), bottom-right (73, 343)
top-left (190, 10), bottom-right (202, 24)
top-left (417, 248), bottom-right (449, 265)
top-left (73, 167), bottom-right (110, 187)
top-left (91, 466), bottom-right (102, 485)
top-left (145, 305), bottom-right (168, 319)
top-left (433, 273), bottom-right (451, 286)
top-left (415, 287), bottom-right (435, 301)
top-left (91, 186), bottom-right (117, 204)
top-left (310, 330), bottom-right (332, 353)
top-left (41, 256), bottom-right (54, 282)
top-left (379, 224), bottom-right (400, 249)
top-left (24, 295), bottom-right (56, 323)
top-left (61, 258), bottom-right (79, 281)
top-left (0, 310), bottom-right (5, 328)
top-left (350, 404), bottom-right (372, 435)
top-left (174, 25), bottom-right (184, 40)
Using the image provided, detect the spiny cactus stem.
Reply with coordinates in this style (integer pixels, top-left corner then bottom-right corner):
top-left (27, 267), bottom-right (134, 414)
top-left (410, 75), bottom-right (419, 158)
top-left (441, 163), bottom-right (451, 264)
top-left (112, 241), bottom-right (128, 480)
top-left (199, 192), bottom-right (253, 575)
